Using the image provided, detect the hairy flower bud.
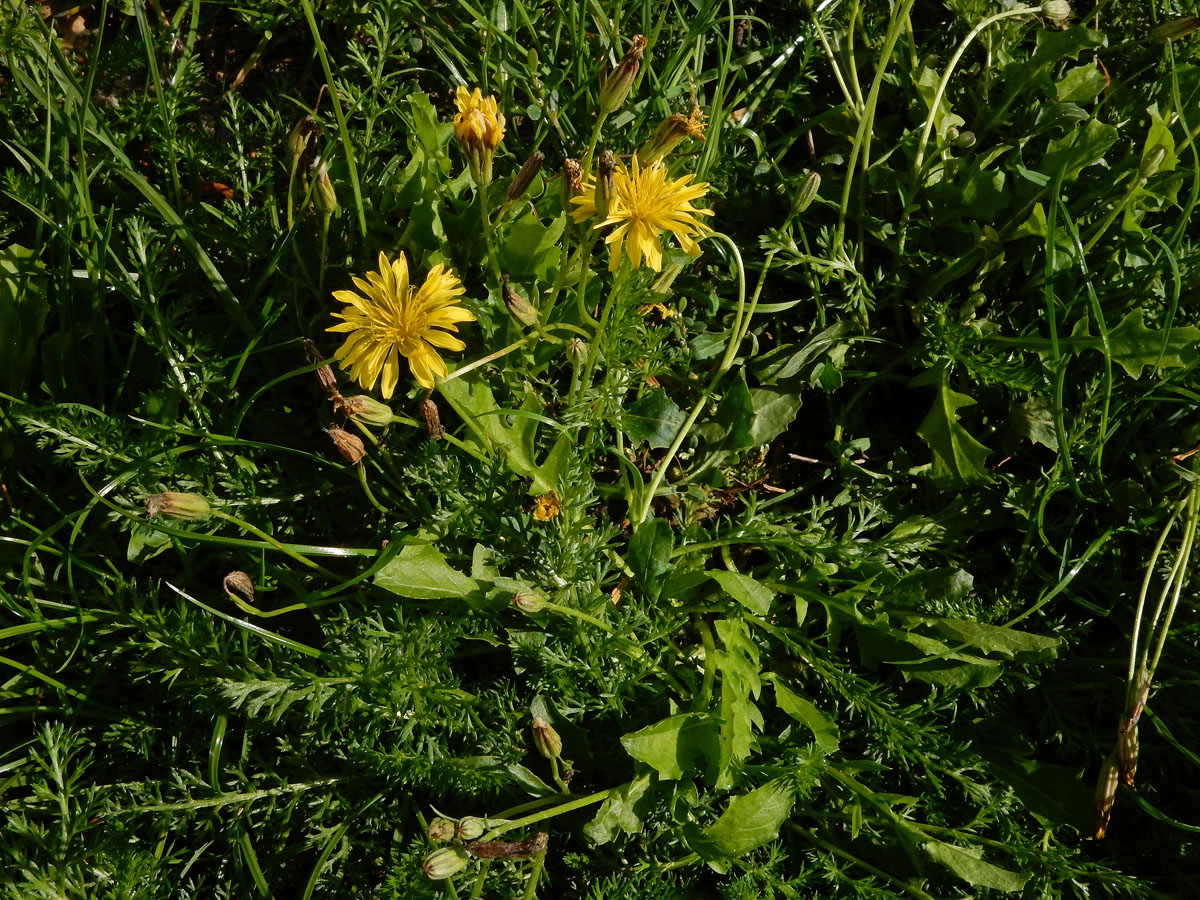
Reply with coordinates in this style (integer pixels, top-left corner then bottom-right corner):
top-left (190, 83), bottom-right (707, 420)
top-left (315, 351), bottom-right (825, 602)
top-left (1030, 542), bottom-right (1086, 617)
top-left (145, 491), bottom-right (212, 521)
top-left (422, 846), bottom-right (469, 880)
top-left (325, 425), bottom-right (366, 465)
top-left (954, 130), bottom-right (977, 149)
top-left (595, 150), bottom-right (616, 222)
top-left (531, 716), bottom-right (562, 760)
top-left (503, 280), bottom-right (539, 327)
top-left (793, 171), bottom-right (821, 214)
top-left (341, 395), bottom-right (395, 427)
top-left (456, 817), bottom-right (486, 841)
top-left (598, 35), bottom-right (647, 116)
top-left (507, 151), bottom-right (545, 201)
top-left (1041, 0), bottom-right (1070, 22)
top-left (427, 817), bottom-right (456, 842)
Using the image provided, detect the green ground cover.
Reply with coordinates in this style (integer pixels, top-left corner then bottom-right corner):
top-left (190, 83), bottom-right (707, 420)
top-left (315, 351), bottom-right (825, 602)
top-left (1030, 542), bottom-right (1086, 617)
top-left (2, 0), bottom-right (1200, 896)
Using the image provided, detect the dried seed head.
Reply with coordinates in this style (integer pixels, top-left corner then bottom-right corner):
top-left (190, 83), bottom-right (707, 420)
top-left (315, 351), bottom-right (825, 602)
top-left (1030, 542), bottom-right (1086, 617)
top-left (422, 846), bottom-right (469, 880)
top-left (421, 396), bottom-right (446, 440)
top-left (325, 425), bottom-right (366, 465)
top-left (426, 817), bottom-right (456, 842)
top-left (464, 833), bottom-right (549, 859)
top-left (456, 817), bottom-right (486, 841)
top-left (531, 716), bottom-right (562, 760)
top-left (341, 395), bottom-right (396, 428)
top-left (303, 339), bottom-right (339, 395)
top-left (145, 491), bottom-right (212, 521)
top-left (507, 151), bottom-right (545, 201)
top-left (1093, 753), bottom-right (1120, 839)
top-left (598, 35), bottom-right (647, 116)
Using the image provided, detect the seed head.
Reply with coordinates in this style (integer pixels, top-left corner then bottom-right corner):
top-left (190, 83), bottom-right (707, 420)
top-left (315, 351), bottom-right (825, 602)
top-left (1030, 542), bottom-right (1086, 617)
top-left (426, 817), bottom-right (456, 842)
top-left (325, 425), bottom-right (366, 465)
top-left (421, 396), bottom-right (445, 440)
top-left (456, 817), bottom-right (486, 841)
top-left (422, 846), bottom-right (469, 880)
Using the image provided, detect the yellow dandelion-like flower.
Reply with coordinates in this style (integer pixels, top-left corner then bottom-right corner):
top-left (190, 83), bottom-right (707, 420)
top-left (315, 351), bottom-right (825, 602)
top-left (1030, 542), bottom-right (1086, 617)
top-left (453, 86), bottom-right (505, 185)
top-left (327, 252), bottom-right (475, 397)
top-left (571, 157), bottom-right (713, 273)
top-left (532, 491), bottom-right (562, 522)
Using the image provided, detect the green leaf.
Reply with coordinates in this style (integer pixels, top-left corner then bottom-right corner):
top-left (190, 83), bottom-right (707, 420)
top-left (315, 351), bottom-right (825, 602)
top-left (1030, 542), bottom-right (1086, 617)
top-left (699, 369), bottom-right (755, 451)
top-left (915, 368), bottom-right (993, 489)
top-left (984, 753), bottom-right (1094, 830)
top-left (927, 617), bottom-right (1060, 660)
top-left (624, 389), bottom-right (686, 449)
top-left (924, 841), bottom-right (1029, 893)
top-left (374, 544), bottom-right (480, 600)
top-left (0, 244), bottom-right (49, 396)
top-left (627, 517), bottom-right (674, 603)
top-left (1010, 397), bottom-right (1059, 450)
top-left (747, 387), bottom-right (803, 445)
top-left (1055, 64), bottom-right (1106, 103)
top-left (583, 774), bottom-right (653, 844)
top-left (683, 779), bottom-right (795, 862)
top-left (771, 679), bottom-right (839, 754)
top-left (1039, 117), bottom-right (1119, 182)
top-left (499, 212), bottom-right (567, 281)
top-left (992, 26), bottom-right (1106, 118)
top-left (714, 619), bottom-right (764, 787)
top-left (709, 570), bottom-right (774, 616)
top-left (620, 714), bottom-right (720, 782)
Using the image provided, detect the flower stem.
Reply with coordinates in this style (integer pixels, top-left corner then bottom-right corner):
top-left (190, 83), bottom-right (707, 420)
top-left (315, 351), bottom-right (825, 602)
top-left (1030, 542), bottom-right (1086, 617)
top-left (212, 511), bottom-right (338, 578)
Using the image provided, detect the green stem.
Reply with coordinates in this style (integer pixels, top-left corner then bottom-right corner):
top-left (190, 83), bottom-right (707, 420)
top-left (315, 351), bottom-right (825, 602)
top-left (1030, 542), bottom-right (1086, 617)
top-left (212, 511), bottom-right (338, 578)
top-left (357, 464), bottom-right (388, 514)
top-left (483, 789), bottom-right (609, 840)
top-left (1146, 482), bottom-right (1200, 678)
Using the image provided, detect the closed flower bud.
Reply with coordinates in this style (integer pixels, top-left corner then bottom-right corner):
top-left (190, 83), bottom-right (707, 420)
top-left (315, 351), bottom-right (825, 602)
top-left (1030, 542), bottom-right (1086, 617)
top-left (1138, 144), bottom-right (1168, 179)
top-left (421, 396), bottom-right (445, 440)
top-left (422, 846), bottom-right (469, 880)
top-left (595, 150), bottom-right (616, 222)
top-left (531, 716), bottom-right (562, 760)
top-left (513, 590), bottom-right (548, 613)
top-left (1093, 753), bottom-right (1120, 839)
top-left (287, 115), bottom-right (320, 172)
top-left (314, 163), bottom-right (338, 215)
top-left (1150, 17), bottom-right (1200, 42)
top-left (1118, 723), bottom-right (1139, 788)
top-left (145, 491), bottom-right (212, 521)
top-left (504, 280), bottom-right (540, 327)
top-left (325, 425), bottom-right (366, 465)
top-left (454, 86), bottom-right (505, 187)
top-left (507, 151), bottom-right (545, 201)
top-left (598, 35), bottom-right (647, 116)
top-left (342, 395), bottom-right (395, 427)
top-left (456, 817), bottom-right (486, 841)
top-left (566, 338), bottom-right (588, 366)
top-left (793, 171), bottom-right (821, 214)
top-left (427, 817), bottom-right (456, 842)
top-left (1041, 0), bottom-right (1070, 22)
top-left (302, 339), bottom-right (339, 395)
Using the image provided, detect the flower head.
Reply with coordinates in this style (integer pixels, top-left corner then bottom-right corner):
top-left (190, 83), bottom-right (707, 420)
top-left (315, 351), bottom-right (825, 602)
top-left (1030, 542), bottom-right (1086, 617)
top-left (327, 252), bottom-right (475, 396)
top-left (571, 157), bottom-right (713, 272)
top-left (453, 86), bottom-right (505, 185)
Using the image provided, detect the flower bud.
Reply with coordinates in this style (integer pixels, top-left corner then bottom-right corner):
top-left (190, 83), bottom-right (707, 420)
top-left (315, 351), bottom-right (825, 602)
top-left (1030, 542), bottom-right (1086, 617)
top-left (595, 150), bottom-right (616, 222)
top-left (531, 716), bottom-right (562, 760)
top-left (456, 817), bottom-right (486, 841)
top-left (566, 338), bottom-right (588, 366)
top-left (454, 86), bottom-right (505, 187)
top-left (1041, 1), bottom-right (1070, 22)
top-left (422, 846), bottom-right (469, 880)
top-left (287, 115), bottom-right (320, 173)
top-left (302, 338), bottom-right (339, 395)
top-left (427, 817), bottom-right (456, 842)
top-left (421, 396), bottom-right (445, 440)
top-left (954, 130), bottom-right (976, 149)
top-left (325, 425), bottom-right (366, 465)
top-left (1093, 753), bottom-right (1119, 839)
top-left (503, 280), bottom-right (540, 327)
top-left (598, 35), bottom-right (647, 117)
top-left (513, 590), bottom-right (548, 613)
top-left (793, 171), bottom-right (821, 214)
top-left (1150, 17), bottom-right (1200, 42)
top-left (1138, 144), bottom-right (1168, 179)
top-left (507, 151), bottom-right (545, 201)
top-left (145, 492), bottom-right (212, 521)
top-left (341, 395), bottom-right (395, 427)
top-left (1118, 723), bottom-right (1139, 788)
top-left (314, 162), bottom-right (338, 215)
top-left (637, 107), bottom-right (706, 165)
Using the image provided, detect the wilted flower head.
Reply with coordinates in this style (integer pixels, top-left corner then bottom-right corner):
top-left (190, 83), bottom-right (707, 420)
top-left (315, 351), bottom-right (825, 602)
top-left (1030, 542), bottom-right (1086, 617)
top-left (145, 492), bottom-right (212, 521)
top-left (454, 86), bottom-right (505, 185)
top-left (571, 157), bottom-right (713, 272)
top-left (637, 105), bottom-right (707, 165)
top-left (327, 252), bottom-right (475, 395)
top-left (325, 425), bottom-right (366, 465)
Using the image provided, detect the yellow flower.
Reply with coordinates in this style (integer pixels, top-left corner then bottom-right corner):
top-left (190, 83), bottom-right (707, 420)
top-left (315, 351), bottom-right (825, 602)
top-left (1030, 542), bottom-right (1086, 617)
top-left (532, 491), bottom-right (562, 521)
top-left (327, 252), bottom-right (475, 396)
top-left (453, 86), bottom-right (505, 185)
top-left (571, 157), bottom-right (713, 273)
